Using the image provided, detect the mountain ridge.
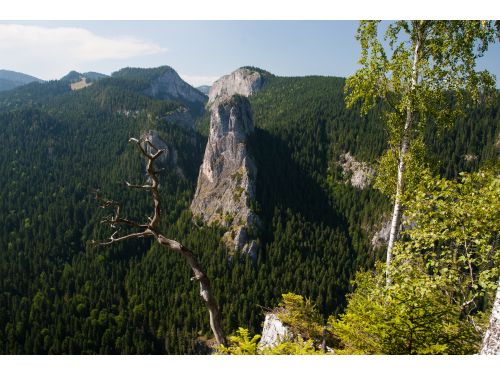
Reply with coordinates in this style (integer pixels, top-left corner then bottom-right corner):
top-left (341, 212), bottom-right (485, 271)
top-left (0, 69), bottom-right (43, 92)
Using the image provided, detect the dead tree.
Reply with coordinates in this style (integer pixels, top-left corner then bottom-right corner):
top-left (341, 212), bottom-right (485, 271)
top-left (94, 137), bottom-right (226, 347)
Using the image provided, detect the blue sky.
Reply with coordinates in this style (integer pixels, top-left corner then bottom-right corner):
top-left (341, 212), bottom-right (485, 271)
top-left (0, 21), bottom-right (499, 87)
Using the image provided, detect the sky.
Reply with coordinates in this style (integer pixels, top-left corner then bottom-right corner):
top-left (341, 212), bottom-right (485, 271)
top-left (1, 20), bottom-right (499, 88)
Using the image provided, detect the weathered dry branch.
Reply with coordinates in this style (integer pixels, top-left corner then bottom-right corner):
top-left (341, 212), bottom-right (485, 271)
top-left (94, 136), bottom-right (226, 347)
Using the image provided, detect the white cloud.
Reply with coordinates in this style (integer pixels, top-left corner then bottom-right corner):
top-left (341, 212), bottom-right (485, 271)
top-left (179, 74), bottom-right (220, 87)
top-left (0, 24), bottom-right (166, 79)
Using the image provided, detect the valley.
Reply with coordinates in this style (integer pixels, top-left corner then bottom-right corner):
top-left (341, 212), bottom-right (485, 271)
top-left (0, 64), bottom-right (498, 354)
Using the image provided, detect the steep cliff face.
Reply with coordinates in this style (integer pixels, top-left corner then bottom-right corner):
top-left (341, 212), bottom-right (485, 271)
top-left (207, 68), bottom-right (263, 107)
top-left (191, 67), bottom-right (265, 256)
top-left (191, 95), bottom-right (260, 255)
top-left (145, 66), bottom-right (207, 104)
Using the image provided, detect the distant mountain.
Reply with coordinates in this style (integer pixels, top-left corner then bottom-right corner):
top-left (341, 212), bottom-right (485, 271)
top-left (60, 71), bottom-right (109, 91)
top-left (60, 70), bottom-right (83, 83)
top-left (60, 71), bottom-right (109, 83)
top-left (196, 85), bottom-right (211, 95)
top-left (0, 66), bottom-right (201, 115)
top-left (0, 69), bottom-right (43, 92)
top-left (82, 71), bottom-right (108, 82)
top-left (112, 66), bottom-right (207, 105)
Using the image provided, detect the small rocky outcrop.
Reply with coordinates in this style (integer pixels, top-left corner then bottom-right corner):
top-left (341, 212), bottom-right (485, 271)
top-left (338, 152), bottom-right (375, 189)
top-left (141, 130), bottom-right (178, 168)
top-left (191, 95), bottom-right (259, 255)
top-left (146, 67), bottom-right (207, 104)
top-left (207, 68), bottom-right (263, 107)
top-left (258, 314), bottom-right (291, 350)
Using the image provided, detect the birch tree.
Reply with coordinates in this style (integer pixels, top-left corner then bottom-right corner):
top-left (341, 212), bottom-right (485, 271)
top-left (345, 21), bottom-right (499, 281)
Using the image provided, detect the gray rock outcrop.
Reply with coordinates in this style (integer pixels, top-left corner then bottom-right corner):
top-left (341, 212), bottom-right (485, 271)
top-left (207, 68), bottom-right (263, 107)
top-left (146, 66), bottom-right (207, 104)
top-left (191, 95), bottom-right (260, 255)
top-left (258, 313), bottom-right (291, 350)
top-left (338, 152), bottom-right (375, 189)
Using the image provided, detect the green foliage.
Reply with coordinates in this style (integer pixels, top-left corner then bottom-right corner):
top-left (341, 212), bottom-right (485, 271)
top-left (216, 327), bottom-right (261, 355)
top-left (275, 293), bottom-right (323, 342)
top-left (331, 258), bottom-right (479, 354)
top-left (374, 136), bottom-right (430, 199)
top-left (260, 337), bottom-right (319, 355)
top-left (216, 327), bottom-right (320, 355)
top-left (346, 21), bottom-right (498, 125)
top-left (331, 169), bottom-right (499, 354)
top-left (346, 20), bottom-right (499, 208)
top-left (400, 169), bottom-right (500, 314)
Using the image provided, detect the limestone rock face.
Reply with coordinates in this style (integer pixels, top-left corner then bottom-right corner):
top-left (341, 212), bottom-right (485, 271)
top-left (338, 152), bottom-right (375, 189)
top-left (258, 314), bottom-right (291, 350)
top-left (191, 95), bottom-right (259, 255)
top-left (146, 67), bottom-right (207, 104)
top-left (208, 68), bottom-right (263, 107)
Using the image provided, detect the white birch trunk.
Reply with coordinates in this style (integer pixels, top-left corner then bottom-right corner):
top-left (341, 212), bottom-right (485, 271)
top-left (385, 22), bottom-right (422, 284)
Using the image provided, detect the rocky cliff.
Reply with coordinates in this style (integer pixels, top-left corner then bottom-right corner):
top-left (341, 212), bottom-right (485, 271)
top-left (338, 152), bottom-right (375, 189)
top-left (191, 95), bottom-right (259, 255)
top-left (144, 66), bottom-right (207, 104)
top-left (207, 68), bottom-right (263, 107)
top-left (191, 68), bottom-right (266, 256)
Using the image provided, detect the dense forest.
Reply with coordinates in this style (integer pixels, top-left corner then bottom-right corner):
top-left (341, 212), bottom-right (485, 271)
top-left (0, 66), bottom-right (498, 354)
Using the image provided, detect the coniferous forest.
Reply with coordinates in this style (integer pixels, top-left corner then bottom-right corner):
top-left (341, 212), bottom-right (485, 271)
top-left (0, 22), bottom-right (499, 355)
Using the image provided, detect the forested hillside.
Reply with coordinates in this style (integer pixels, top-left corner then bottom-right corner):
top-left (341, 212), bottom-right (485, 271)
top-left (0, 67), bottom-right (497, 354)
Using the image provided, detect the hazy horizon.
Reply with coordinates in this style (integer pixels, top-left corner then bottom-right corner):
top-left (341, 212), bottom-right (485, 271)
top-left (1, 20), bottom-right (499, 88)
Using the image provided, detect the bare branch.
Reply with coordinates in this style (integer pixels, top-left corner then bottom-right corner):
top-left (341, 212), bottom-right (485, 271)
top-left (144, 139), bottom-right (159, 152)
top-left (151, 148), bottom-right (165, 160)
top-left (129, 137), bottom-right (149, 158)
top-left (125, 181), bottom-right (153, 190)
top-left (99, 229), bottom-right (153, 246)
top-left (94, 136), bottom-right (226, 346)
top-left (100, 217), bottom-right (149, 229)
